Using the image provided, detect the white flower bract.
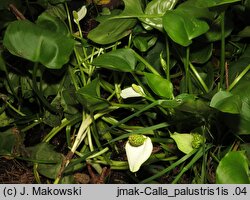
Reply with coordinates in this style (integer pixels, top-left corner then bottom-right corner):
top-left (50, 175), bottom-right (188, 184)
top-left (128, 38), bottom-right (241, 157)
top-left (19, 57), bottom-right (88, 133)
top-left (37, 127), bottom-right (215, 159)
top-left (125, 136), bottom-right (153, 172)
top-left (73, 5), bottom-right (87, 24)
top-left (120, 85), bottom-right (145, 99)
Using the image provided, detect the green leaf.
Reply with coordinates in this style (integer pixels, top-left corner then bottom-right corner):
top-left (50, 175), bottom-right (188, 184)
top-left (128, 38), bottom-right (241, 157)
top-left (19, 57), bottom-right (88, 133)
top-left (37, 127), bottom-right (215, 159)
top-left (0, 112), bottom-right (14, 127)
top-left (26, 143), bottom-right (64, 179)
top-left (44, 4), bottom-right (67, 21)
top-left (0, 128), bottom-right (20, 156)
top-left (237, 26), bottom-right (250, 38)
top-left (87, 0), bottom-right (143, 44)
top-left (205, 12), bottom-right (234, 42)
top-left (175, 93), bottom-right (211, 115)
top-left (133, 36), bottom-right (157, 52)
top-left (133, 36), bottom-right (149, 52)
top-left (210, 91), bottom-right (242, 114)
top-left (223, 62), bottom-right (250, 134)
top-left (240, 143), bottom-right (250, 164)
top-left (76, 79), bottom-right (109, 112)
top-left (43, 110), bottom-right (62, 127)
top-left (163, 4), bottom-right (210, 46)
top-left (216, 151), bottom-right (250, 183)
top-left (229, 79), bottom-right (250, 135)
top-left (144, 73), bottom-right (173, 98)
top-left (92, 48), bottom-right (136, 72)
top-left (87, 18), bottom-right (136, 44)
top-left (61, 88), bottom-right (79, 115)
top-left (170, 132), bottom-right (194, 154)
top-left (193, 0), bottom-right (241, 8)
top-left (3, 13), bottom-right (74, 69)
top-left (190, 43), bottom-right (213, 64)
top-left (141, 0), bottom-right (178, 31)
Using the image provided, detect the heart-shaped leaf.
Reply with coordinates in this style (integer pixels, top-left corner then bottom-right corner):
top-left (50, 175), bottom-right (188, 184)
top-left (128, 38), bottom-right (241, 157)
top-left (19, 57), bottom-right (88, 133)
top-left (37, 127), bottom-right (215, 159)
top-left (163, 11), bottom-right (209, 46)
top-left (88, 0), bottom-right (143, 44)
top-left (3, 13), bottom-right (74, 69)
top-left (26, 143), bottom-right (64, 179)
top-left (145, 73), bottom-right (173, 98)
top-left (163, 3), bottom-right (210, 46)
top-left (216, 151), bottom-right (250, 183)
top-left (141, 0), bottom-right (178, 31)
top-left (210, 90), bottom-right (242, 114)
top-left (92, 48), bottom-right (136, 72)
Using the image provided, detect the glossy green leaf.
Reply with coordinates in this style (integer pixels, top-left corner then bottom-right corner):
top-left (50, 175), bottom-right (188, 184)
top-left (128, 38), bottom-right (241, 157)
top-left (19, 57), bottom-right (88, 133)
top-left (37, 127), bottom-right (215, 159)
top-left (210, 91), bottom-right (242, 114)
top-left (163, 5), bottom-right (210, 46)
top-left (141, 0), bottom-right (178, 31)
top-left (133, 36), bottom-right (149, 52)
top-left (88, 0), bottom-right (143, 44)
top-left (216, 151), bottom-right (250, 183)
top-left (193, 0), bottom-right (241, 8)
top-left (92, 48), bottom-right (136, 72)
top-left (230, 79), bottom-right (250, 134)
top-left (240, 143), bottom-right (250, 163)
top-left (3, 13), bottom-right (74, 69)
top-left (133, 36), bottom-right (157, 52)
top-left (222, 60), bottom-right (250, 134)
top-left (144, 73), bottom-right (173, 98)
top-left (76, 79), bottom-right (109, 112)
top-left (26, 143), bottom-right (63, 179)
top-left (87, 18), bottom-right (136, 44)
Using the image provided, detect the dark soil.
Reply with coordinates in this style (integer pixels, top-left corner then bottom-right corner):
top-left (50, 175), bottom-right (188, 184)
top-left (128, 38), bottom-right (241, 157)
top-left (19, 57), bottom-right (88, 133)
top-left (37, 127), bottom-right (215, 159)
top-left (0, 158), bottom-right (35, 184)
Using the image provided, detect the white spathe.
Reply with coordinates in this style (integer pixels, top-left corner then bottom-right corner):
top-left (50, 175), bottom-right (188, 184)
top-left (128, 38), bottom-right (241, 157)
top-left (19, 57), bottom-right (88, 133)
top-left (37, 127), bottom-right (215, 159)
top-left (120, 85), bottom-right (145, 99)
top-left (125, 136), bottom-right (153, 172)
top-left (73, 5), bottom-right (87, 24)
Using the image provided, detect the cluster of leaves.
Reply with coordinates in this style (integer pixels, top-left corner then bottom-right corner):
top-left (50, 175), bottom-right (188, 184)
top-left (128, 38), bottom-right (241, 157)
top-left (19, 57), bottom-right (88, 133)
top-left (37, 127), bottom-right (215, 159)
top-left (0, 0), bottom-right (250, 183)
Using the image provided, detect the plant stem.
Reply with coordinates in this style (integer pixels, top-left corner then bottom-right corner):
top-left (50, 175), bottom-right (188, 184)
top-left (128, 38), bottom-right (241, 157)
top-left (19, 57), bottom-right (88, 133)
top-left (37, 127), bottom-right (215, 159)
top-left (166, 38), bottom-right (170, 80)
top-left (86, 147), bottom-right (110, 159)
top-left (172, 145), bottom-right (211, 183)
top-left (185, 46), bottom-right (191, 93)
top-left (189, 62), bottom-right (209, 93)
top-left (5, 101), bottom-right (26, 116)
top-left (32, 63), bottom-right (60, 114)
top-left (65, 3), bottom-right (73, 34)
top-left (219, 11), bottom-right (226, 89)
top-left (227, 64), bottom-right (250, 91)
top-left (68, 66), bottom-right (79, 90)
top-left (65, 125), bottom-right (72, 147)
top-left (21, 119), bottom-right (41, 132)
top-left (133, 50), bottom-right (160, 75)
top-left (104, 101), bottom-right (159, 134)
top-left (140, 148), bottom-right (198, 183)
top-left (43, 116), bottom-right (81, 142)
